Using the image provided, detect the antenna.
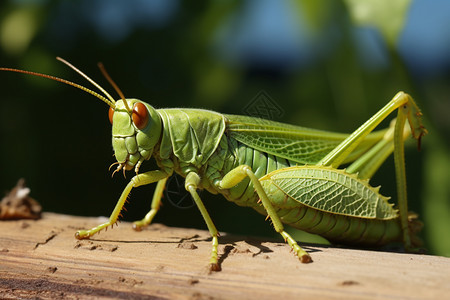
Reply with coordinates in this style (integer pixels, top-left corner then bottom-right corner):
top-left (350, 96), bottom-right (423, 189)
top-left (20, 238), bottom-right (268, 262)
top-left (56, 57), bottom-right (117, 108)
top-left (0, 66), bottom-right (116, 108)
top-left (97, 62), bottom-right (131, 112)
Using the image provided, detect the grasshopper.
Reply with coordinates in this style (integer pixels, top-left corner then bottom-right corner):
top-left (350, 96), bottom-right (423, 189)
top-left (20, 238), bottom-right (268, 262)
top-left (1, 58), bottom-right (427, 271)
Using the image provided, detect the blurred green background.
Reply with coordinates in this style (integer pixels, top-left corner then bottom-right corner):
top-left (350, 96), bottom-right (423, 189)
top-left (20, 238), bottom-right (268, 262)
top-left (1, 0), bottom-right (449, 258)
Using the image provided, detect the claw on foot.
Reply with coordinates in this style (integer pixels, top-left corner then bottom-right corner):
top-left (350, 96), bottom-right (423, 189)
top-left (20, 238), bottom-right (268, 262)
top-left (210, 263), bottom-right (221, 272)
top-left (75, 230), bottom-right (89, 240)
top-left (132, 222), bottom-right (143, 231)
top-left (300, 254), bottom-right (312, 263)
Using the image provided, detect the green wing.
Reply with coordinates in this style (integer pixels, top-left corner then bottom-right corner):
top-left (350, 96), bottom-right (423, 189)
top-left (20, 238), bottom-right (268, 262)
top-left (261, 166), bottom-right (398, 219)
top-left (225, 114), bottom-right (385, 165)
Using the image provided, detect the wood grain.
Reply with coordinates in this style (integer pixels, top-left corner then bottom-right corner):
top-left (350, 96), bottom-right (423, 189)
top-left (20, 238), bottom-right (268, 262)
top-left (0, 213), bottom-right (449, 299)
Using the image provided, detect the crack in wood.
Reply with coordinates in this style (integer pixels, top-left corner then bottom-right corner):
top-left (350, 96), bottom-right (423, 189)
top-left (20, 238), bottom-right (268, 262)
top-left (33, 231), bottom-right (59, 249)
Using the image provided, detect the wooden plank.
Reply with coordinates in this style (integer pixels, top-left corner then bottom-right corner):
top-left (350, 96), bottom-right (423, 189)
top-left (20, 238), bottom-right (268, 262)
top-left (0, 213), bottom-right (449, 299)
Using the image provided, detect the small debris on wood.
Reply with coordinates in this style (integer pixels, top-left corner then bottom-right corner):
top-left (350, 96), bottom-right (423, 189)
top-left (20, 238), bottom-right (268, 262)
top-left (177, 242), bottom-right (198, 250)
top-left (0, 179), bottom-right (41, 220)
top-left (188, 278), bottom-right (199, 285)
top-left (231, 247), bottom-right (252, 254)
top-left (74, 240), bottom-right (118, 252)
top-left (20, 222), bottom-right (30, 229)
top-left (118, 276), bottom-right (143, 287)
top-left (339, 280), bottom-right (360, 286)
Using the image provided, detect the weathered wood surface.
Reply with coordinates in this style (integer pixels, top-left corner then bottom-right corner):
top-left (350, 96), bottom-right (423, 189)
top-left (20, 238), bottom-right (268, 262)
top-left (0, 213), bottom-right (449, 299)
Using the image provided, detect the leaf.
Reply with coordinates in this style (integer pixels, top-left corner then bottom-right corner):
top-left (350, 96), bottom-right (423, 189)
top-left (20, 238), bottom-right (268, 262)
top-left (343, 0), bottom-right (412, 46)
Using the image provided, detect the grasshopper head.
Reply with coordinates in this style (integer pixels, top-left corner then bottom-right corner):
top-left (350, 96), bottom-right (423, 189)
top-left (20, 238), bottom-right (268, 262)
top-left (0, 57), bottom-right (162, 176)
top-left (109, 99), bottom-right (161, 174)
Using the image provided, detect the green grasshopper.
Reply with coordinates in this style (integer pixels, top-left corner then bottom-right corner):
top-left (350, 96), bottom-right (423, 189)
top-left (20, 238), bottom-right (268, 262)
top-left (1, 58), bottom-right (427, 271)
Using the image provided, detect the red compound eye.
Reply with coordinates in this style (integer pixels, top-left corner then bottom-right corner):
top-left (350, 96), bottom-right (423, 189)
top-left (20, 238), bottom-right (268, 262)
top-left (108, 107), bottom-right (114, 124)
top-left (132, 102), bottom-right (149, 129)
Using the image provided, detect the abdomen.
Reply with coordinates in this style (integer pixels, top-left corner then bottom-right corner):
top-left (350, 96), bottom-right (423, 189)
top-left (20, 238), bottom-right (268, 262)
top-left (276, 204), bottom-right (402, 246)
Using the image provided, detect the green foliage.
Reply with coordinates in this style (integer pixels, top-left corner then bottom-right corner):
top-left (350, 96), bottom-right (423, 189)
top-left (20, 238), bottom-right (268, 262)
top-left (343, 0), bottom-right (412, 45)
